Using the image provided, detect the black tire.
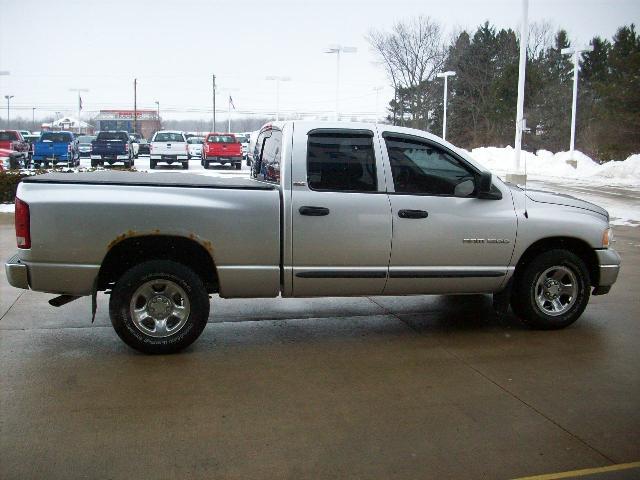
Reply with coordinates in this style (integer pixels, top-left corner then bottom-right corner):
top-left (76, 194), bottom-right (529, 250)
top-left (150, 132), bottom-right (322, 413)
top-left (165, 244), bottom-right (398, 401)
top-left (182, 161), bottom-right (189, 169)
top-left (203, 161), bottom-right (209, 169)
top-left (150, 159), bottom-right (156, 169)
top-left (109, 260), bottom-right (210, 354)
top-left (511, 249), bottom-right (590, 330)
top-left (91, 159), bottom-right (98, 167)
top-left (234, 162), bottom-right (241, 170)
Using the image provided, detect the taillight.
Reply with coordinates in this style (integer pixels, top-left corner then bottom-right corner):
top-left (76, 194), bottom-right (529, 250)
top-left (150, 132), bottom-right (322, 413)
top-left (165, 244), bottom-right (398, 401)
top-left (15, 197), bottom-right (31, 249)
top-left (67, 144), bottom-right (72, 153)
top-left (125, 143), bottom-right (129, 152)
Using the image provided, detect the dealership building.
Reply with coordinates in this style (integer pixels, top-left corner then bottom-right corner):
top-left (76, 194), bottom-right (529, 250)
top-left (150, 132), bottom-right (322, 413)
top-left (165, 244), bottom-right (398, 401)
top-left (93, 109), bottom-right (160, 139)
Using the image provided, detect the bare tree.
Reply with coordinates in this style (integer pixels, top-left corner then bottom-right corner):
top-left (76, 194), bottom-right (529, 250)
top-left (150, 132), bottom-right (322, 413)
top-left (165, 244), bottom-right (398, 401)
top-left (367, 16), bottom-right (446, 128)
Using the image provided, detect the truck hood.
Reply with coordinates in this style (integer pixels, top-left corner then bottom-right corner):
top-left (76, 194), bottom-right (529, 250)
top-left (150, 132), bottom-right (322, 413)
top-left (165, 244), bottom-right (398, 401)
top-left (523, 187), bottom-right (609, 219)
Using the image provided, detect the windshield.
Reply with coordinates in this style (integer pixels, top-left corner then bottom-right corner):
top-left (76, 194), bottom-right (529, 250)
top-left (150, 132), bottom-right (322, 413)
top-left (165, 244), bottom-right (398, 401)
top-left (78, 136), bottom-right (95, 143)
top-left (154, 132), bottom-right (184, 142)
top-left (97, 131), bottom-right (129, 141)
top-left (207, 135), bottom-right (236, 143)
top-left (187, 137), bottom-right (204, 144)
top-left (40, 132), bottom-right (73, 142)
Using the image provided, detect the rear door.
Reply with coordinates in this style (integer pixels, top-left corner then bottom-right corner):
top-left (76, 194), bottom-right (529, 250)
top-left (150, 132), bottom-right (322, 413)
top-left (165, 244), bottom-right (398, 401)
top-left (289, 127), bottom-right (392, 297)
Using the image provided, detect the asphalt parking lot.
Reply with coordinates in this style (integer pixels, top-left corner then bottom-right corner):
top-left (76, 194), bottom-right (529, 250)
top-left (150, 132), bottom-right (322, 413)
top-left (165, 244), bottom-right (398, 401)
top-left (1, 212), bottom-right (639, 479)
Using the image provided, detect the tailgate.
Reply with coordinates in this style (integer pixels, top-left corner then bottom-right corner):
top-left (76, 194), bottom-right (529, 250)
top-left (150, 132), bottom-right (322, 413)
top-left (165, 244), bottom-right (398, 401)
top-left (211, 143), bottom-right (241, 156)
top-left (94, 141), bottom-right (125, 154)
top-left (152, 142), bottom-right (185, 155)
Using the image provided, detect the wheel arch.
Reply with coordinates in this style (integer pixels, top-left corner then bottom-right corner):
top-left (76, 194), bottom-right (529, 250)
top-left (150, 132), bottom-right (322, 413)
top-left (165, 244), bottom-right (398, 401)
top-left (515, 236), bottom-right (599, 286)
top-left (97, 235), bottom-right (219, 293)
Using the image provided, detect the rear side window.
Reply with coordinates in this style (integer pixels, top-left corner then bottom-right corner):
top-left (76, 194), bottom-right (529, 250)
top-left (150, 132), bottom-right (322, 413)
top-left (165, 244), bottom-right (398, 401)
top-left (254, 130), bottom-right (282, 183)
top-left (154, 132), bottom-right (185, 142)
top-left (97, 131), bottom-right (129, 142)
top-left (307, 132), bottom-right (377, 192)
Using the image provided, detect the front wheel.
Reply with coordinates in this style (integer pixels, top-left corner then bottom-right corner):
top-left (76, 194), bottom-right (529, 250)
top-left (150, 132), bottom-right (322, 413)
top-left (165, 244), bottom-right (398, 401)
top-left (109, 260), bottom-right (210, 354)
top-left (511, 249), bottom-right (590, 330)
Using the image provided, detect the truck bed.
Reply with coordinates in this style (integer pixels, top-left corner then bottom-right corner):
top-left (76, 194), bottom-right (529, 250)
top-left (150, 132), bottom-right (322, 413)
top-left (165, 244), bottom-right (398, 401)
top-left (23, 171), bottom-right (276, 190)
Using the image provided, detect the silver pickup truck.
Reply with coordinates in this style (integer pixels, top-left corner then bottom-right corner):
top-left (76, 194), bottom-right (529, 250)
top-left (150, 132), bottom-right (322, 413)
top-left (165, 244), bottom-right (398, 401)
top-left (5, 121), bottom-right (621, 354)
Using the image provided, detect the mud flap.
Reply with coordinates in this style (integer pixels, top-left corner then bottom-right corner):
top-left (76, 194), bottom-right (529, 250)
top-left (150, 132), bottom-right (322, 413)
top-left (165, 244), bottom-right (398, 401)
top-left (492, 279), bottom-right (513, 315)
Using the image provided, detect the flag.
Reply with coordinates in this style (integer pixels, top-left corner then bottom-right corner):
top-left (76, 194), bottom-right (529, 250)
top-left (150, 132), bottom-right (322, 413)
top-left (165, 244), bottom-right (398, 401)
top-left (229, 95), bottom-right (235, 110)
top-left (79, 94), bottom-right (83, 111)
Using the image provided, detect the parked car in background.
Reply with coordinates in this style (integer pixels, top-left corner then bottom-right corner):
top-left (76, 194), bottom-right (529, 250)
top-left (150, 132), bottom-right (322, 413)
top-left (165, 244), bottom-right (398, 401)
top-left (77, 135), bottom-right (96, 157)
top-left (247, 129), bottom-right (260, 166)
top-left (91, 131), bottom-right (134, 167)
top-left (32, 131), bottom-right (79, 167)
top-left (187, 136), bottom-right (204, 159)
top-left (0, 147), bottom-right (23, 170)
top-left (138, 138), bottom-right (150, 155)
top-left (129, 134), bottom-right (140, 159)
top-left (0, 130), bottom-right (30, 167)
top-left (19, 130), bottom-right (31, 138)
top-left (202, 133), bottom-right (243, 169)
top-left (233, 133), bottom-right (250, 160)
top-left (150, 130), bottom-right (188, 169)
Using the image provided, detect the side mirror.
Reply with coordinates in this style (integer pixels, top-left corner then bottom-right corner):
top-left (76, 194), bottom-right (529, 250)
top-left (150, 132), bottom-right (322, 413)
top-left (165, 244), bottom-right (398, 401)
top-left (477, 171), bottom-right (502, 200)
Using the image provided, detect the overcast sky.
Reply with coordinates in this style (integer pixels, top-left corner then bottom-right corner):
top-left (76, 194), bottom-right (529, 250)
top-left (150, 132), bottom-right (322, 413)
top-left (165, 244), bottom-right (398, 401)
top-left (0, 0), bottom-right (638, 123)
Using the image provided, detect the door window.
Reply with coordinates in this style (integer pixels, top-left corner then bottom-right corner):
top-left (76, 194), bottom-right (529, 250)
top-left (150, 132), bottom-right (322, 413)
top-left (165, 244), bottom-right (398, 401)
top-left (385, 137), bottom-right (476, 196)
top-left (307, 132), bottom-right (377, 192)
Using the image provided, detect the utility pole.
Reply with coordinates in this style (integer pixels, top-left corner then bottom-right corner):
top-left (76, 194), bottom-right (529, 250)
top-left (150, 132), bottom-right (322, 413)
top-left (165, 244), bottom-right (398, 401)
top-left (133, 78), bottom-right (137, 135)
top-left (507, 0), bottom-right (528, 185)
top-left (212, 74), bottom-right (216, 132)
top-left (32, 107), bottom-right (36, 130)
top-left (436, 71), bottom-right (456, 140)
top-left (562, 45), bottom-right (593, 154)
top-left (4, 95), bottom-right (14, 127)
top-left (154, 100), bottom-right (160, 132)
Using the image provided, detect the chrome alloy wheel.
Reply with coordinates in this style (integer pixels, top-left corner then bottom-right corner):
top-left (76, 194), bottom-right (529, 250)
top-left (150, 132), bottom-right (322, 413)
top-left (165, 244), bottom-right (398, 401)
top-left (534, 265), bottom-right (578, 316)
top-left (129, 280), bottom-right (191, 338)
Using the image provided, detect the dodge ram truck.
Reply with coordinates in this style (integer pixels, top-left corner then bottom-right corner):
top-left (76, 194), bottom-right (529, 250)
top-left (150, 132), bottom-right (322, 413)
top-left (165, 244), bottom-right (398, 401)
top-left (5, 121), bottom-right (621, 354)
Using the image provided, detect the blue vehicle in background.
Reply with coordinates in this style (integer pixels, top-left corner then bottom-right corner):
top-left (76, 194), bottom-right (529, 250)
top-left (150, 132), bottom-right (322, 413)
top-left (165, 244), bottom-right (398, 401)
top-left (32, 131), bottom-right (80, 168)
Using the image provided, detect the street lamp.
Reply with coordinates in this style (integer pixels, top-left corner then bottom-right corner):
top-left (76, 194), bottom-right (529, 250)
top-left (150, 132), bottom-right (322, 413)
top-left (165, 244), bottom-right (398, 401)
top-left (4, 95), bottom-right (14, 127)
top-left (32, 107), bottom-right (36, 130)
top-left (265, 75), bottom-right (291, 121)
top-left (154, 101), bottom-right (160, 131)
top-left (436, 71), bottom-right (456, 140)
top-left (561, 45), bottom-right (593, 153)
top-left (69, 88), bottom-right (89, 133)
top-left (324, 45), bottom-right (357, 121)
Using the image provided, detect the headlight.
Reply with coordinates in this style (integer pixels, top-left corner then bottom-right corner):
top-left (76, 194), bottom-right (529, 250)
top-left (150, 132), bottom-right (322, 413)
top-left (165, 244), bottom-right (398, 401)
top-left (602, 226), bottom-right (614, 248)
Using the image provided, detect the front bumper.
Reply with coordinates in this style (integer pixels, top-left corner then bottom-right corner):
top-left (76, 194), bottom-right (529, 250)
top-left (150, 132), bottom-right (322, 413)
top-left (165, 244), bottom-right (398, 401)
top-left (593, 248), bottom-right (621, 294)
top-left (5, 254), bottom-right (29, 290)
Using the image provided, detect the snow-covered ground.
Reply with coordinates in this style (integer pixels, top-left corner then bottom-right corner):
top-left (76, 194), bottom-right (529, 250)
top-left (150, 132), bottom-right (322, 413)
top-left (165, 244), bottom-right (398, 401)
top-left (2, 149), bottom-right (639, 226)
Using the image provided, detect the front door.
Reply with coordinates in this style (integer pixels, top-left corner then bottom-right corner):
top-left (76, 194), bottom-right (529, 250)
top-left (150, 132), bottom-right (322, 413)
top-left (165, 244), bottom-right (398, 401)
top-left (290, 128), bottom-right (392, 297)
top-left (380, 133), bottom-right (517, 295)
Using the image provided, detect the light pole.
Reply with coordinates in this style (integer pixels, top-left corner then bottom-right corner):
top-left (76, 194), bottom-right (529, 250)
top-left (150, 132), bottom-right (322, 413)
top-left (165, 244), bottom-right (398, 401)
top-left (154, 101), bottom-right (160, 132)
top-left (32, 107), bottom-right (36, 130)
top-left (508, 0), bottom-right (529, 185)
top-left (373, 86), bottom-right (383, 121)
top-left (324, 45), bottom-right (357, 121)
top-left (561, 45), bottom-right (593, 153)
top-left (265, 76), bottom-right (291, 121)
top-left (4, 95), bottom-right (14, 127)
top-left (436, 71), bottom-right (456, 140)
top-left (69, 88), bottom-right (89, 134)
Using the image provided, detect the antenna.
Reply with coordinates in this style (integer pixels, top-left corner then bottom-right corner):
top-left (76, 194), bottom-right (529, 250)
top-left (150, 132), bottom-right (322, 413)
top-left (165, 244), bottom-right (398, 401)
top-left (522, 118), bottom-right (530, 218)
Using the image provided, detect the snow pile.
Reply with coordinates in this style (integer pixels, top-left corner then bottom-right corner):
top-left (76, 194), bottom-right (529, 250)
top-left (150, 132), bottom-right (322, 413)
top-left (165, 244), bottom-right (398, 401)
top-left (466, 147), bottom-right (640, 187)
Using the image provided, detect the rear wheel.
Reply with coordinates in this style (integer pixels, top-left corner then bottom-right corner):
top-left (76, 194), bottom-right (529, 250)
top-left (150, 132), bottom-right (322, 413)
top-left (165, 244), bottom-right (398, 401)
top-left (91, 159), bottom-right (97, 167)
top-left (182, 161), bottom-right (189, 169)
top-left (203, 161), bottom-right (209, 169)
top-left (234, 162), bottom-right (241, 170)
top-left (150, 159), bottom-right (156, 169)
top-left (511, 249), bottom-right (590, 330)
top-left (109, 260), bottom-right (210, 354)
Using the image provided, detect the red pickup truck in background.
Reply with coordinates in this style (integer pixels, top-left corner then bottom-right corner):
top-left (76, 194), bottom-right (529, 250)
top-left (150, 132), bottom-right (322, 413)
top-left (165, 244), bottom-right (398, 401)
top-left (201, 133), bottom-right (243, 170)
top-left (0, 130), bottom-right (29, 167)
